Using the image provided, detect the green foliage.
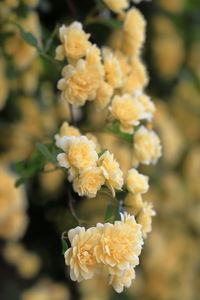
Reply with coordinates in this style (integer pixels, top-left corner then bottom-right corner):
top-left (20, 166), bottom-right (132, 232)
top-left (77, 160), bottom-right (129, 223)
top-left (109, 121), bottom-right (133, 142)
top-left (15, 143), bottom-right (60, 187)
top-left (98, 149), bottom-right (108, 157)
top-left (61, 238), bottom-right (68, 255)
top-left (14, 23), bottom-right (40, 50)
top-left (104, 202), bottom-right (115, 222)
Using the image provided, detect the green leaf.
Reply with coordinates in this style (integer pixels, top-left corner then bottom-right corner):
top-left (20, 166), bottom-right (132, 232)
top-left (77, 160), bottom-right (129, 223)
top-left (104, 203), bottom-right (115, 222)
top-left (61, 239), bottom-right (68, 255)
top-left (109, 121), bottom-right (133, 142)
top-left (15, 177), bottom-right (26, 187)
top-left (13, 23), bottom-right (40, 50)
top-left (36, 143), bottom-right (57, 164)
top-left (98, 149), bottom-right (108, 158)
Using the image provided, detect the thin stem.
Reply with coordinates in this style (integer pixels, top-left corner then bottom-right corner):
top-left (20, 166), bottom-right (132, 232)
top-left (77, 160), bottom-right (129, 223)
top-left (66, 0), bottom-right (80, 20)
top-left (39, 51), bottom-right (61, 70)
top-left (67, 185), bottom-right (85, 225)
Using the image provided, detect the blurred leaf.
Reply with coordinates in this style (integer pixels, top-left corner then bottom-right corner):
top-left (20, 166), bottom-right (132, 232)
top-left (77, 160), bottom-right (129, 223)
top-left (36, 143), bottom-right (57, 164)
top-left (104, 202), bottom-right (115, 222)
top-left (109, 121), bottom-right (133, 142)
top-left (13, 23), bottom-right (40, 50)
top-left (61, 239), bottom-right (68, 255)
top-left (15, 177), bottom-right (26, 188)
top-left (98, 149), bottom-right (108, 157)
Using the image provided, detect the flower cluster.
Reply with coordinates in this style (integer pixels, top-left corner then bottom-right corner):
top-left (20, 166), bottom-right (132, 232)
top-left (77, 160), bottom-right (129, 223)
top-left (54, 0), bottom-right (162, 294)
top-left (64, 213), bottom-right (143, 293)
top-left (56, 127), bottom-right (123, 198)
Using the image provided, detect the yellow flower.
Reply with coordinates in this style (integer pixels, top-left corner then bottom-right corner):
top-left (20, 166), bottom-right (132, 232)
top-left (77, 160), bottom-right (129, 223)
top-left (104, 53), bottom-right (122, 88)
top-left (126, 168), bottom-right (149, 194)
top-left (103, 0), bottom-right (129, 14)
top-left (73, 167), bottom-right (105, 198)
top-left (95, 213), bottom-right (143, 274)
top-left (94, 81), bottom-right (113, 110)
top-left (110, 94), bottom-right (145, 134)
top-left (122, 57), bottom-right (149, 94)
top-left (97, 151), bottom-right (123, 196)
top-left (138, 93), bottom-right (156, 121)
top-left (132, 126), bottom-right (162, 167)
top-left (137, 202), bottom-right (156, 238)
top-left (56, 136), bottom-right (98, 180)
top-left (55, 122), bottom-right (81, 141)
top-left (0, 167), bottom-right (26, 222)
top-left (57, 59), bottom-right (101, 107)
top-left (65, 226), bottom-right (101, 281)
top-left (109, 267), bottom-right (136, 293)
top-left (121, 8), bottom-right (146, 57)
top-left (124, 193), bottom-right (143, 215)
top-left (124, 8), bottom-right (146, 40)
top-left (55, 22), bottom-right (91, 61)
top-left (0, 210), bottom-right (28, 240)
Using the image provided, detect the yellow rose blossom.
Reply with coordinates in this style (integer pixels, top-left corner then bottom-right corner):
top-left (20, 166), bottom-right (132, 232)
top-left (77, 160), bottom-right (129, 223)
top-left (110, 94), bottom-right (146, 134)
top-left (94, 81), bottom-right (113, 110)
top-left (73, 167), bottom-right (105, 198)
top-left (95, 213), bottom-right (143, 274)
top-left (55, 22), bottom-right (91, 61)
top-left (56, 136), bottom-right (98, 180)
top-left (132, 126), bottom-right (162, 167)
top-left (124, 8), bottom-right (146, 41)
top-left (138, 93), bottom-right (156, 121)
top-left (104, 53), bottom-right (123, 88)
top-left (122, 57), bottom-right (149, 95)
top-left (137, 202), bottom-right (156, 238)
top-left (55, 121), bottom-right (81, 141)
top-left (86, 45), bottom-right (105, 78)
top-left (97, 151), bottom-right (123, 196)
top-left (126, 168), bottom-right (149, 194)
top-left (65, 226), bottom-right (101, 281)
top-left (124, 193), bottom-right (143, 215)
top-left (103, 0), bottom-right (129, 14)
top-left (109, 267), bottom-right (136, 293)
top-left (57, 59), bottom-right (101, 107)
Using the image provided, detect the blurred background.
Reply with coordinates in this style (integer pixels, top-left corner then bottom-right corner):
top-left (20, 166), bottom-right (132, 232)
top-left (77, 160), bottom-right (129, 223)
top-left (0, 0), bottom-right (200, 299)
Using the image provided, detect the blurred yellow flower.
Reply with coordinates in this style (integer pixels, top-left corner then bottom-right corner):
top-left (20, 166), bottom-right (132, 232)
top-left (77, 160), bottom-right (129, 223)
top-left (109, 267), bottom-right (136, 293)
top-left (122, 57), bottom-right (149, 94)
top-left (126, 168), bottom-right (149, 194)
top-left (73, 167), bottom-right (105, 198)
top-left (97, 151), bottom-right (123, 196)
top-left (55, 22), bottom-right (91, 61)
top-left (55, 121), bottom-right (81, 141)
top-left (137, 202), bottom-right (156, 238)
top-left (94, 81), bottom-right (113, 110)
top-left (110, 93), bottom-right (145, 134)
top-left (104, 53), bottom-right (123, 88)
top-left (124, 193), bottom-right (143, 215)
top-left (103, 0), bottom-right (129, 14)
top-left (132, 126), bottom-right (162, 166)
